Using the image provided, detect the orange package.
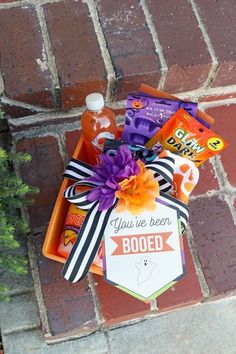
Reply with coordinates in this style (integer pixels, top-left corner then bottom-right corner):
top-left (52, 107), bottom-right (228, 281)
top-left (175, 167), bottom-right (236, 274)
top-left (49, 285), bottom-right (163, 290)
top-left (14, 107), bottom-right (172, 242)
top-left (146, 109), bottom-right (228, 166)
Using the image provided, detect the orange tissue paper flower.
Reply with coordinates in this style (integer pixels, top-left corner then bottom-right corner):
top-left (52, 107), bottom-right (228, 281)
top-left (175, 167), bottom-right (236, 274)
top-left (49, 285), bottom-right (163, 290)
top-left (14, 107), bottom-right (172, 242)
top-left (115, 160), bottom-right (159, 215)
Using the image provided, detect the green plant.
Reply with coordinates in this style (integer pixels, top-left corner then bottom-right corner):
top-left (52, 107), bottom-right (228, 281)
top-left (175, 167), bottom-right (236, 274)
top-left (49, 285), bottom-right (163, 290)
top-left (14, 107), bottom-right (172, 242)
top-left (0, 147), bottom-right (38, 301)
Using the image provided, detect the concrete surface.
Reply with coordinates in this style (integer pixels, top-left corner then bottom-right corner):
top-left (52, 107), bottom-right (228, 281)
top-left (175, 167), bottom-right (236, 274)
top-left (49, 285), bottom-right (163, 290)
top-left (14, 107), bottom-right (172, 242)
top-left (2, 293), bottom-right (236, 354)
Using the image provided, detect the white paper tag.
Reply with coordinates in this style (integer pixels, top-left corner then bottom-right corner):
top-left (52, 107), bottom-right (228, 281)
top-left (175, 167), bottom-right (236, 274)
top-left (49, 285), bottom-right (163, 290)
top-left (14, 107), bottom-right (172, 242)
top-left (103, 199), bottom-right (183, 300)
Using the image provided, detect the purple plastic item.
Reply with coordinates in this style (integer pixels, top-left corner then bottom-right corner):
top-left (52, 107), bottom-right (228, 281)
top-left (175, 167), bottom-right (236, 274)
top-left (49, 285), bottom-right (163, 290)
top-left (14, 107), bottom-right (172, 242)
top-left (121, 94), bottom-right (199, 145)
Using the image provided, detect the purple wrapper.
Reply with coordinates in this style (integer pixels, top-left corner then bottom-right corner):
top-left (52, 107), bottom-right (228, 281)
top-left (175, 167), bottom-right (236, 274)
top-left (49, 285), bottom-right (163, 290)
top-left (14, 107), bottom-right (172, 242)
top-left (122, 94), bottom-right (199, 145)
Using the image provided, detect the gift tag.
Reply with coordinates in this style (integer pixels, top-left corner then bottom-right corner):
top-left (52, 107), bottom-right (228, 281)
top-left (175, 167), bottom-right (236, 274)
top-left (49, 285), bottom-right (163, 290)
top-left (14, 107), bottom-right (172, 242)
top-left (103, 199), bottom-right (184, 301)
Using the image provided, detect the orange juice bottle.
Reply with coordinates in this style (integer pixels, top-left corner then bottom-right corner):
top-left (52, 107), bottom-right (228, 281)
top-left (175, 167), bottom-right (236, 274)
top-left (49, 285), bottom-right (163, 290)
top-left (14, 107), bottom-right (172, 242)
top-left (81, 93), bottom-right (118, 165)
top-left (58, 204), bottom-right (86, 258)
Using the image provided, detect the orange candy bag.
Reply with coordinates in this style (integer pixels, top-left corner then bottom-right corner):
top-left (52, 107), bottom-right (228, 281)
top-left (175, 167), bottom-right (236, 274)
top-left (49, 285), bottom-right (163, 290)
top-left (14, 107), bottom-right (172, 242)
top-left (146, 109), bottom-right (228, 166)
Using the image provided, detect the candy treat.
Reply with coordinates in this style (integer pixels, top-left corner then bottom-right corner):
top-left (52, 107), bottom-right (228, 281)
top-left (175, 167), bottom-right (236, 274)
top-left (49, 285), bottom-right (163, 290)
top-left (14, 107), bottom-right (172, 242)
top-left (57, 204), bottom-right (86, 258)
top-left (146, 108), bottom-right (228, 166)
top-left (121, 94), bottom-right (198, 145)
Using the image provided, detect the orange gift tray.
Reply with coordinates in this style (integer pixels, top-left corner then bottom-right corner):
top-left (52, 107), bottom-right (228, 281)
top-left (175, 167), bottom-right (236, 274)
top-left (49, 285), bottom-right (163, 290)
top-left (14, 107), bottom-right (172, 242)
top-left (43, 85), bottom-right (214, 277)
top-left (42, 135), bottom-right (103, 276)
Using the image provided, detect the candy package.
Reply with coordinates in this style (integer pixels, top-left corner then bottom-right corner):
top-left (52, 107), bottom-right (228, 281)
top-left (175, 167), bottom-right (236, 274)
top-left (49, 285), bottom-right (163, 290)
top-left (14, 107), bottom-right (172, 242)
top-left (121, 94), bottom-right (198, 146)
top-left (146, 108), bottom-right (228, 166)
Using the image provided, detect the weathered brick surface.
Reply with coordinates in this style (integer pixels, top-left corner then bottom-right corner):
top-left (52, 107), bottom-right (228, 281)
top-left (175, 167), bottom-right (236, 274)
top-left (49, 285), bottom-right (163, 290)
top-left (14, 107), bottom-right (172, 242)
top-left (146, 0), bottom-right (212, 93)
top-left (93, 274), bottom-right (150, 325)
top-left (44, 0), bottom-right (107, 109)
top-left (196, 0), bottom-right (236, 87)
top-left (97, 0), bottom-right (161, 100)
top-left (190, 196), bottom-right (236, 295)
top-left (65, 129), bottom-right (82, 157)
top-left (0, 6), bottom-right (54, 108)
top-left (205, 104), bottom-right (236, 187)
top-left (34, 232), bottom-right (98, 337)
top-left (16, 136), bottom-right (64, 230)
top-left (192, 161), bottom-right (219, 196)
top-left (157, 237), bottom-right (203, 311)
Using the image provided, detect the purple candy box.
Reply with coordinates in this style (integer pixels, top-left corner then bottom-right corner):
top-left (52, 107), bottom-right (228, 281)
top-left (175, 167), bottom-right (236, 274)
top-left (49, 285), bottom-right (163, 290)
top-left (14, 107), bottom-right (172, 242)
top-left (121, 94), bottom-right (199, 146)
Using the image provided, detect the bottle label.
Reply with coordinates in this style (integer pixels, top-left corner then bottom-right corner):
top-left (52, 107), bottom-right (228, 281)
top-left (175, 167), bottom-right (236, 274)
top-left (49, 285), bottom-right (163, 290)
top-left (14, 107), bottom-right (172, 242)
top-left (92, 132), bottom-right (115, 151)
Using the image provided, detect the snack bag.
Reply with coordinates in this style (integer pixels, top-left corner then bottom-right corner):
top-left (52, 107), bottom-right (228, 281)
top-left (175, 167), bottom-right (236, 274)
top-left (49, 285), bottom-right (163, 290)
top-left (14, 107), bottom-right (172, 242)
top-left (58, 204), bottom-right (86, 258)
top-left (146, 109), bottom-right (228, 166)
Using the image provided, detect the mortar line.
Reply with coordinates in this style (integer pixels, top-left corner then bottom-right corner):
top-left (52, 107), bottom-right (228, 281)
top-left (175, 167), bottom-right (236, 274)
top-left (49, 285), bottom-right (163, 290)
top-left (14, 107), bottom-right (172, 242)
top-left (189, 189), bottom-right (223, 201)
top-left (8, 83), bottom-right (236, 131)
top-left (210, 156), bottom-right (236, 226)
top-left (2, 323), bottom-right (40, 336)
top-left (10, 113), bottom-right (125, 141)
top-left (140, 0), bottom-right (168, 90)
top-left (85, 0), bottom-right (116, 103)
top-left (199, 97), bottom-right (236, 110)
top-left (35, 2), bottom-right (61, 107)
top-left (189, 0), bottom-right (219, 90)
top-left (103, 330), bottom-right (112, 354)
top-left (25, 229), bottom-right (51, 336)
top-left (57, 132), bottom-right (69, 166)
top-left (12, 121), bottom-right (82, 140)
top-left (0, 67), bottom-right (4, 95)
top-left (186, 228), bottom-right (210, 299)
top-left (4, 287), bottom-right (35, 298)
top-left (175, 84), bottom-right (236, 101)
top-left (0, 0), bottom-right (62, 9)
top-left (87, 273), bottom-right (105, 326)
top-left (0, 96), bottom-right (52, 112)
top-left (150, 299), bottom-right (158, 312)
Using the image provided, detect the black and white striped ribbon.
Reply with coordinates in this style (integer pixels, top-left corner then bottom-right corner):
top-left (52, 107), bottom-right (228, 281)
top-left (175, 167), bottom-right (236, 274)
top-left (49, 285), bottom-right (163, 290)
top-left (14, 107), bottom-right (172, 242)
top-left (61, 154), bottom-right (187, 283)
top-left (62, 201), bottom-right (117, 282)
top-left (63, 158), bottom-right (94, 180)
top-left (146, 156), bottom-right (174, 193)
top-left (159, 191), bottom-right (189, 233)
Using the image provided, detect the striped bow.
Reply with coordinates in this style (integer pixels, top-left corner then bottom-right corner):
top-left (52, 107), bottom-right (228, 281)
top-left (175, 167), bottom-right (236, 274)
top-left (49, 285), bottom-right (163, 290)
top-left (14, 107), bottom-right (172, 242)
top-left (61, 156), bottom-right (189, 283)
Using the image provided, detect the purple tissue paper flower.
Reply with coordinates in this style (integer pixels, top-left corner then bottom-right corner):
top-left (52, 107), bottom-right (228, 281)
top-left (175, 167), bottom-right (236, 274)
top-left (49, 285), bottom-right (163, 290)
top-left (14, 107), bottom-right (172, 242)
top-left (86, 145), bottom-right (139, 211)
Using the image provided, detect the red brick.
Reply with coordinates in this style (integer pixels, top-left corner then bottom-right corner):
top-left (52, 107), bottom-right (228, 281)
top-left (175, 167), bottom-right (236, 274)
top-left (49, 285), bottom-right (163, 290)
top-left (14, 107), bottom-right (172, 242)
top-left (44, 0), bottom-right (107, 109)
top-left (34, 231), bottom-right (97, 338)
top-left (97, 0), bottom-right (161, 100)
top-left (146, 0), bottom-right (212, 93)
top-left (192, 161), bottom-right (219, 196)
top-left (16, 136), bottom-right (64, 230)
top-left (65, 130), bottom-right (82, 157)
top-left (190, 196), bottom-right (236, 295)
top-left (157, 237), bottom-right (203, 311)
top-left (93, 274), bottom-right (150, 325)
top-left (205, 104), bottom-right (236, 187)
top-left (196, 0), bottom-right (236, 87)
top-left (0, 7), bottom-right (54, 108)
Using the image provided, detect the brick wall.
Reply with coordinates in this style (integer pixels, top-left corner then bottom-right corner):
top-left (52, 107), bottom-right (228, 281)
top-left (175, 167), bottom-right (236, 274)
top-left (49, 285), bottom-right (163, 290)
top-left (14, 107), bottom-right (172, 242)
top-left (1, 0), bottom-right (236, 339)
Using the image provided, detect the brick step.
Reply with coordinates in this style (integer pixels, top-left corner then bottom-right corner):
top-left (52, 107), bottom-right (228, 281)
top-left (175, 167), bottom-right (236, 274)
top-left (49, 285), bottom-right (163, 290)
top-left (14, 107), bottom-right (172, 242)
top-left (15, 101), bottom-right (236, 341)
top-left (1, 0), bottom-right (236, 109)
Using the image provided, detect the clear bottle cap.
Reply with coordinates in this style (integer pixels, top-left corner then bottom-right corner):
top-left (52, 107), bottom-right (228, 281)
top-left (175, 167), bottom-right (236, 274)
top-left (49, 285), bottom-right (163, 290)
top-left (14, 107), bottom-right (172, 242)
top-left (85, 93), bottom-right (104, 111)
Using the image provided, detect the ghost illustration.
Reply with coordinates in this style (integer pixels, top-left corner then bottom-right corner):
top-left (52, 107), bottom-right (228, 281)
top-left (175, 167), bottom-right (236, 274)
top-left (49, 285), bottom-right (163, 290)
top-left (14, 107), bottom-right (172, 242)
top-left (136, 256), bottom-right (157, 286)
